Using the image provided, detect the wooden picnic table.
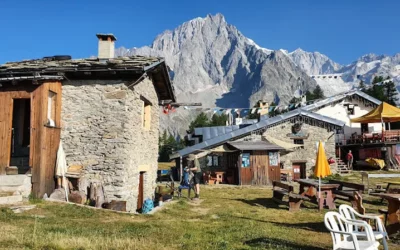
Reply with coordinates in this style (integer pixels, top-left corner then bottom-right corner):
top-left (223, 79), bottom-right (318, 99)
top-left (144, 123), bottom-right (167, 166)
top-left (372, 193), bottom-right (400, 235)
top-left (298, 179), bottom-right (340, 211)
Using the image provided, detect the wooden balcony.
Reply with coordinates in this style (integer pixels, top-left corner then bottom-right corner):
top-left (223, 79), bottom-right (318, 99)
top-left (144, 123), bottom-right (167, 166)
top-left (342, 129), bottom-right (400, 146)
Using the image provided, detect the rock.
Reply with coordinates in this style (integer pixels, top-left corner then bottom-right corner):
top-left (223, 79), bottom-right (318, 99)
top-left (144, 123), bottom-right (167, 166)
top-left (10, 205), bottom-right (36, 213)
top-left (49, 188), bottom-right (67, 201)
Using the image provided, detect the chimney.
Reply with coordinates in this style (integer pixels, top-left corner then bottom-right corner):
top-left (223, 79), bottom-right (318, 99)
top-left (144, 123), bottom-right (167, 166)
top-left (96, 33), bottom-right (117, 59)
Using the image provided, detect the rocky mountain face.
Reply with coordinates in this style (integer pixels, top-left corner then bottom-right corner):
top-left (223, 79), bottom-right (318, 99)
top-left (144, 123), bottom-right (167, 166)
top-left (116, 13), bottom-right (400, 135)
top-left (338, 53), bottom-right (400, 84)
top-left (116, 14), bottom-right (317, 134)
top-left (288, 48), bottom-right (342, 75)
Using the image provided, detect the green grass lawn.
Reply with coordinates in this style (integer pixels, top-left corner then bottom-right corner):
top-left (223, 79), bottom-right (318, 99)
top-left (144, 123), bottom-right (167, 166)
top-left (0, 173), bottom-right (399, 250)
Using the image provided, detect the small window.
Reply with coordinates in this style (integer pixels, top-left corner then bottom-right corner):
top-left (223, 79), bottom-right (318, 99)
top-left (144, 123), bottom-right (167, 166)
top-left (294, 139), bottom-right (304, 149)
top-left (242, 153), bottom-right (250, 168)
top-left (141, 97), bottom-right (151, 130)
top-left (207, 155), bottom-right (220, 167)
top-left (47, 91), bottom-right (57, 126)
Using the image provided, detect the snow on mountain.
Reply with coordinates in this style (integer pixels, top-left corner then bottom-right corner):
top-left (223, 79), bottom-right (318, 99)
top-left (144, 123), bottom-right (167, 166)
top-left (116, 13), bottom-right (317, 134)
top-left (115, 13), bottom-right (400, 134)
top-left (288, 48), bottom-right (342, 75)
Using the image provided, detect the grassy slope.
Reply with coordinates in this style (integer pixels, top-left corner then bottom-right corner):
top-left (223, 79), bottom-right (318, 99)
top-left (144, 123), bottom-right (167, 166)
top-left (0, 172), bottom-right (399, 250)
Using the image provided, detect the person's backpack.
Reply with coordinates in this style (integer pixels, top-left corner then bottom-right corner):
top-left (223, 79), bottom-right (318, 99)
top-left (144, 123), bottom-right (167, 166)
top-left (142, 198), bottom-right (154, 214)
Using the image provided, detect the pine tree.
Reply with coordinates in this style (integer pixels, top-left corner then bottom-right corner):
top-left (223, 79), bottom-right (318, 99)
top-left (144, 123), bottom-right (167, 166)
top-left (369, 76), bottom-right (387, 102)
top-left (384, 80), bottom-right (398, 105)
top-left (305, 90), bottom-right (314, 101)
top-left (247, 101), bottom-right (261, 119)
top-left (188, 112), bottom-right (210, 132)
top-left (312, 85), bottom-right (325, 99)
top-left (210, 113), bottom-right (228, 126)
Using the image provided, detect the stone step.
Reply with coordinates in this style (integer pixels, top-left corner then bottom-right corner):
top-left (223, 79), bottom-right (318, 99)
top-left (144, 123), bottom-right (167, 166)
top-left (0, 175), bottom-right (31, 198)
top-left (0, 195), bottom-right (23, 205)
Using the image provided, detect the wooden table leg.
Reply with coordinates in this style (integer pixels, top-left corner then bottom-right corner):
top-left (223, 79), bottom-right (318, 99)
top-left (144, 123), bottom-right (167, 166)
top-left (299, 183), bottom-right (305, 195)
top-left (386, 199), bottom-right (400, 235)
top-left (325, 190), bottom-right (336, 210)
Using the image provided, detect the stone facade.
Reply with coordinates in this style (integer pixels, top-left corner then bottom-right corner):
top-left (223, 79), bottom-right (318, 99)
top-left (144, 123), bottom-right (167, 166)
top-left (60, 77), bottom-right (159, 212)
top-left (263, 121), bottom-right (337, 176)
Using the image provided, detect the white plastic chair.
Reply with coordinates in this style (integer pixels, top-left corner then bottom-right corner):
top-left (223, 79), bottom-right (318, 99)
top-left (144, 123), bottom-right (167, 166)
top-left (324, 211), bottom-right (379, 250)
top-left (339, 204), bottom-right (388, 250)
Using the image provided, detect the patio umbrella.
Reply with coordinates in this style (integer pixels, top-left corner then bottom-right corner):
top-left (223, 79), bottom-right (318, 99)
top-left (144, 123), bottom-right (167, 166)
top-left (314, 141), bottom-right (332, 205)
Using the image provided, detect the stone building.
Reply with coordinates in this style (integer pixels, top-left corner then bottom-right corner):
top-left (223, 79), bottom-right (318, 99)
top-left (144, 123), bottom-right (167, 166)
top-left (0, 34), bottom-right (175, 212)
top-left (172, 90), bottom-right (382, 183)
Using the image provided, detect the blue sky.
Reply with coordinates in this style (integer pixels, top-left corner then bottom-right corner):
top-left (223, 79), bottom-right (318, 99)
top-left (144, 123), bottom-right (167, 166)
top-left (1, 0), bottom-right (399, 64)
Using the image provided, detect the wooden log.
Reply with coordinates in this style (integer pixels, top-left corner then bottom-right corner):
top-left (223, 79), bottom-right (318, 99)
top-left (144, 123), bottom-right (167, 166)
top-left (68, 191), bottom-right (87, 204)
top-left (102, 200), bottom-right (127, 212)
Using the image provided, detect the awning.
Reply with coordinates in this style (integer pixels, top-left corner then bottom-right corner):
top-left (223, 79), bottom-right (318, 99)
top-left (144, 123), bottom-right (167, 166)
top-left (263, 135), bottom-right (303, 150)
top-left (351, 102), bottom-right (400, 123)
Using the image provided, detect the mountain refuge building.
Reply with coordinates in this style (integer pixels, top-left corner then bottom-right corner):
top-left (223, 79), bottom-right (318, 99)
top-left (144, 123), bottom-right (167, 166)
top-left (0, 34), bottom-right (175, 212)
top-left (172, 90), bottom-right (384, 184)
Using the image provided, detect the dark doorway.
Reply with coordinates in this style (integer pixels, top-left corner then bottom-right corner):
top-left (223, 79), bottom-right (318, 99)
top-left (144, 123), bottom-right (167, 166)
top-left (137, 172), bottom-right (145, 212)
top-left (10, 99), bottom-right (31, 174)
top-left (292, 162), bottom-right (307, 180)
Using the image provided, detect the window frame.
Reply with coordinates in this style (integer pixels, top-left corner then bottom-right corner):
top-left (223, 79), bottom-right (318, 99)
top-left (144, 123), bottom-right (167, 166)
top-left (207, 154), bottom-right (220, 167)
top-left (47, 91), bottom-right (57, 127)
top-left (141, 96), bottom-right (152, 130)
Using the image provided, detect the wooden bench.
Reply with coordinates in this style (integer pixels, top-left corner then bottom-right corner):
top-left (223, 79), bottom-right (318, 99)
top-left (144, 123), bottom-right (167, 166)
top-left (272, 181), bottom-right (310, 212)
top-left (328, 180), bottom-right (365, 209)
top-left (361, 171), bottom-right (400, 192)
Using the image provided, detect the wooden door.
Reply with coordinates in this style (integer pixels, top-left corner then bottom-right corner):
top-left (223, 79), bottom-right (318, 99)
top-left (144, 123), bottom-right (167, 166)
top-left (137, 172), bottom-right (144, 211)
top-left (268, 166), bottom-right (280, 183)
top-left (240, 167), bottom-right (252, 185)
top-left (250, 151), bottom-right (269, 185)
top-left (0, 93), bottom-right (13, 175)
top-left (30, 82), bottom-right (62, 198)
top-left (292, 165), bottom-right (301, 180)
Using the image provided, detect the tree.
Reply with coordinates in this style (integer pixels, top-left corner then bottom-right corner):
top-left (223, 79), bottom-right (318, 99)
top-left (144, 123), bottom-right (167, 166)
top-left (246, 101), bottom-right (262, 120)
top-left (188, 112), bottom-right (209, 132)
top-left (210, 113), bottom-right (228, 126)
top-left (384, 80), bottom-right (398, 105)
top-left (268, 102), bottom-right (280, 117)
top-left (289, 97), bottom-right (301, 104)
top-left (312, 85), bottom-right (324, 99)
top-left (368, 76), bottom-right (386, 102)
top-left (158, 131), bottom-right (185, 162)
top-left (305, 90), bottom-right (314, 101)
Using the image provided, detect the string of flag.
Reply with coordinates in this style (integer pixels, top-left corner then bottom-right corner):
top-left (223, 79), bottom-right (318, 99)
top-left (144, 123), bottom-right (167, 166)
top-left (162, 101), bottom-right (309, 115)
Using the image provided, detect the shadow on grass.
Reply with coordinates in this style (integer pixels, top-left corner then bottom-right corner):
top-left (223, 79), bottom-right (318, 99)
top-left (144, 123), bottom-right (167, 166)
top-left (232, 197), bottom-right (317, 210)
top-left (232, 215), bottom-right (327, 233)
top-left (244, 237), bottom-right (327, 250)
top-left (232, 198), bottom-right (284, 210)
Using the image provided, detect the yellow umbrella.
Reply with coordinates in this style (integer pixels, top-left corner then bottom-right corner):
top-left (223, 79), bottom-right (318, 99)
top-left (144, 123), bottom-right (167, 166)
top-left (314, 141), bottom-right (332, 208)
top-left (314, 141), bottom-right (331, 178)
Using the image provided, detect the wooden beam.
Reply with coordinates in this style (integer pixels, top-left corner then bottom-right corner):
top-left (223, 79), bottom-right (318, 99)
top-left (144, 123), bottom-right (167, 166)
top-left (159, 102), bottom-right (202, 107)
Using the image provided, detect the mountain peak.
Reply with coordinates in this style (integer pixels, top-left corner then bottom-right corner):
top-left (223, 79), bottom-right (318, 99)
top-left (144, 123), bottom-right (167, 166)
top-left (291, 48), bottom-right (305, 54)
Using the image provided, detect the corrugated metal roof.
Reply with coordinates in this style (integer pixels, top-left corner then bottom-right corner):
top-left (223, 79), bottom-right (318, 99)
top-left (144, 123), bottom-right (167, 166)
top-left (303, 89), bottom-right (381, 112)
top-left (227, 141), bottom-right (284, 151)
top-left (172, 109), bottom-right (345, 158)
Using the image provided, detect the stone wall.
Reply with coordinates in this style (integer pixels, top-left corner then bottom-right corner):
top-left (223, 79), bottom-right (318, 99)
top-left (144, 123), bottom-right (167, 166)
top-left (263, 121), bottom-right (337, 176)
top-left (60, 77), bottom-right (159, 212)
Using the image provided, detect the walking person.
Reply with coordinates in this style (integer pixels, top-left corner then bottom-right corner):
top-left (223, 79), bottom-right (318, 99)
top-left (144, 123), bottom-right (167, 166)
top-left (188, 154), bottom-right (202, 200)
top-left (347, 150), bottom-right (353, 170)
